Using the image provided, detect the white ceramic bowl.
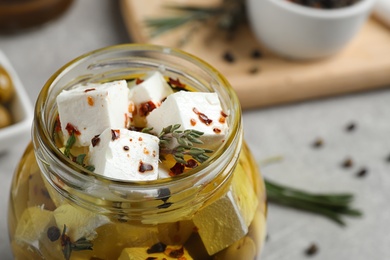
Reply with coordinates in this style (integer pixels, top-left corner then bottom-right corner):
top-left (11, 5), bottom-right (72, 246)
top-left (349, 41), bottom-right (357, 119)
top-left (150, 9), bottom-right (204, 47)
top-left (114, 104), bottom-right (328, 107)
top-left (246, 0), bottom-right (376, 60)
top-left (0, 50), bottom-right (33, 153)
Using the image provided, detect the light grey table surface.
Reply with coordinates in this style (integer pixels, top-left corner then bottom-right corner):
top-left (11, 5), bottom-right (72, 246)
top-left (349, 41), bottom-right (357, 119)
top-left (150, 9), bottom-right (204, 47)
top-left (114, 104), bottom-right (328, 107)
top-left (1, 1), bottom-right (389, 259)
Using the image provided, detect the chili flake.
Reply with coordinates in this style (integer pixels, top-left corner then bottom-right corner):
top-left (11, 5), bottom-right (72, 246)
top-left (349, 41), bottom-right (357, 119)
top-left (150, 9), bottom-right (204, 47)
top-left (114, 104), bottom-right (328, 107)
top-left (84, 88), bottom-right (96, 93)
top-left (87, 96), bottom-right (94, 106)
top-left (91, 135), bottom-right (100, 147)
top-left (111, 129), bottom-right (120, 141)
top-left (185, 159), bottom-right (198, 168)
top-left (135, 78), bottom-right (144, 84)
top-left (65, 123), bottom-right (81, 136)
top-left (139, 161), bottom-right (154, 173)
top-left (193, 107), bottom-right (212, 125)
top-left (213, 127), bottom-right (222, 134)
top-left (168, 77), bottom-right (186, 89)
top-left (139, 101), bottom-right (157, 117)
top-left (166, 246), bottom-right (185, 258)
top-left (170, 163), bottom-right (185, 176)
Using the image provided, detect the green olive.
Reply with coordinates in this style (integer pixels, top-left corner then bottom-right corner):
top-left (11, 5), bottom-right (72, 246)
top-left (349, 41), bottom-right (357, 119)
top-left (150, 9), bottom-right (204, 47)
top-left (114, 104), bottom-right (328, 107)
top-left (0, 104), bottom-right (12, 128)
top-left (0, 66), bottom-right (15, 103)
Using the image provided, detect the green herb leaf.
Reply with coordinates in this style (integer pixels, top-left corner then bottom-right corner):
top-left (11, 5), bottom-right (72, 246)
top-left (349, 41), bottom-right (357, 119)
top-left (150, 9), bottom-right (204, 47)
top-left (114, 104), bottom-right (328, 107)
top-left (265, 179), bottom-right (362, 226)
top-left (64, 133), bottom-right (76, 157)
top-left (157, 124), bottom-right (213, 164)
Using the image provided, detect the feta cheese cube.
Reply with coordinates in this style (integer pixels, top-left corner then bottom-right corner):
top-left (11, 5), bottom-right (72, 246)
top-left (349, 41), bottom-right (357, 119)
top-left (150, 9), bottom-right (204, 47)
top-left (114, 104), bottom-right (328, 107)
top-left (56, 80), bottom-right (130, 146)
top-left (88, 128), bottom-right (160, 181)
top-left (147, 91), bottom-right (229, 151)
top-left (53, 203), bottom-right (110, 241)
top-left (128, 71), bottom-right (174, 127)
top-left (192, 169), bottom-right (259, 255)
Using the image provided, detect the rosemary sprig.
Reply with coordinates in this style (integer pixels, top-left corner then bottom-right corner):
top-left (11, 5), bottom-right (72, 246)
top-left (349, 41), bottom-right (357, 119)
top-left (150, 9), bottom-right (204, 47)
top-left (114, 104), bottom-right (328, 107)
top-left (144, 0), bottom-right (247, 39)
top-left (265, 179), bottom-right (362, 226)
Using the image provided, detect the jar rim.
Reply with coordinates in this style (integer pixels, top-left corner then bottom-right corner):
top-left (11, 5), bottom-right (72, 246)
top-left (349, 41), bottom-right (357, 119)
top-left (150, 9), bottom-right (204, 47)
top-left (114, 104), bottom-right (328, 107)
top-left (34, 43), bottom-right (242, 190)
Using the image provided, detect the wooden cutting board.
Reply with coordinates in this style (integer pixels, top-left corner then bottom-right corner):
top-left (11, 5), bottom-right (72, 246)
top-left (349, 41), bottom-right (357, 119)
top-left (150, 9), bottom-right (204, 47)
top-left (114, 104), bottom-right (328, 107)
top-left (120, 0), bottom-right (390, 109)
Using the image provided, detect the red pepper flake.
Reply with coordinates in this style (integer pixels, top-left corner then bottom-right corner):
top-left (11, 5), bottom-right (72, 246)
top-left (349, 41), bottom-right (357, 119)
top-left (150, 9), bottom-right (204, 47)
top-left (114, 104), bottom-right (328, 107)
top-left (185, 159), bottom-right (198, 168)
top-left (190, 118), bottom-right (196, 126)
top-left (91, 135), bottom-right (101, 147)
top-left (139, 101), bottom-right (157, 117)
top-left (87, 96), bottom-right (94, 106)
top-left (168, 77), bottom-right (186, 89)
top-left (54, 115), bottom-right (62, 132)
top-left (135, 78), bottom-right (144, 84)
top-left (139, 161), bottom-right (154, 173)
top-left (193, 107), bottom-right (212, 125)
top-left (166, 246), bottom-right (185, 258)
top-left (213, 127), bottom-right (222, 134)
top-left (84, 88), bottom-right (96, 93)
top-left (170, 163), bottom-right (185, 176)
top-left (111, 129), bottom-right (120, 141)
top-left (65, 123), bottom-right (81, 136)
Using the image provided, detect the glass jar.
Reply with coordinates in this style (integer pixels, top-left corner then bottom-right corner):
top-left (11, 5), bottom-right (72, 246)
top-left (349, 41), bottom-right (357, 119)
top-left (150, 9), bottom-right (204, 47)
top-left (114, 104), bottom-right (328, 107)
top-left (7, 44), bottom-right (267, 260)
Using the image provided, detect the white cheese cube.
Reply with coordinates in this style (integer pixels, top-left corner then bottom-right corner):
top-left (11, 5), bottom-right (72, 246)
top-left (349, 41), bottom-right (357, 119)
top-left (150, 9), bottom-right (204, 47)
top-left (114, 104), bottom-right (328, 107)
top-left (128, 71), bottom-right (174, 127)
top-left (192, 169), bottom-right (259, 255)
top-left (56, 80), bottom-right (130, 146)
top-left (53, 203), bottom-right (110, 241)
top-left (147, 91), bottom-right (229, 151)
top-left (88, 128), bottom-right (160, 181)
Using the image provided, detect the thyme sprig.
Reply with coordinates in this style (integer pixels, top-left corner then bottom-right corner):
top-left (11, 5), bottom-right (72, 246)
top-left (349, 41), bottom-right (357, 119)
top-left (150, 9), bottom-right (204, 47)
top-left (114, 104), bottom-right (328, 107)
top-left (265, 179), bottom-right (362, 226)
top-left (63, 133), bottom-right (95, 171)
top-left (145, 0), bottom-right (246, 39)
top-left (145, 124), bottom-right (213, 164)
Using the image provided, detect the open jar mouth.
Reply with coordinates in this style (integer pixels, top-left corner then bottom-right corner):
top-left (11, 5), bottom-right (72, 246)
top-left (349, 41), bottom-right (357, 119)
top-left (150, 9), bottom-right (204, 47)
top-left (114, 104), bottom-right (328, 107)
top-left (33, 44), bottom-right (242, 204)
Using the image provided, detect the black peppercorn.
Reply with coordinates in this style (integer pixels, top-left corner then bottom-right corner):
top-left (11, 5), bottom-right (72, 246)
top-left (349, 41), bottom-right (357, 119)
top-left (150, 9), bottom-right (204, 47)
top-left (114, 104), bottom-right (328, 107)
top-left (47, 226), bottom-right (61, 242)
